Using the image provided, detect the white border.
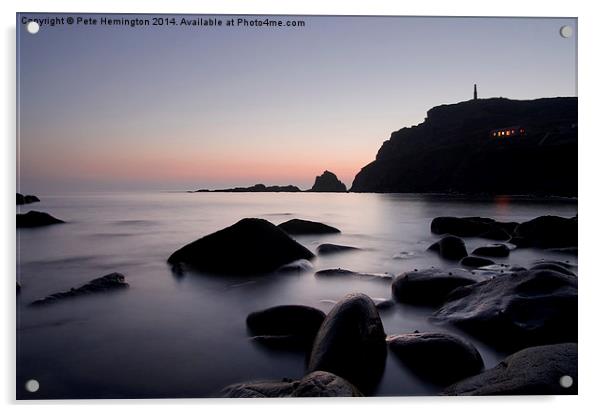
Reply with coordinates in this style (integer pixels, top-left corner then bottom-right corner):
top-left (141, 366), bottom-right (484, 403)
top-left (2, 1), bottom-right (601, 412)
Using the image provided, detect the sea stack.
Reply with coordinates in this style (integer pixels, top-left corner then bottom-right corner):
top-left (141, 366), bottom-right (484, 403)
top-left (309, 171), bottom-right (347, 192)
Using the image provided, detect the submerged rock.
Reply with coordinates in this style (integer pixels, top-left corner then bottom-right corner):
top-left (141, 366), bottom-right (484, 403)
top-left (432, 269), bottom-right (577, 350)
top-left (221, 371), bottom-right (362, 397)
top-left (315, 268), bottom-right (392, 280)
top-left (308, 293), bottom-right (387, 393)
top-left (247, 305), bottom-right (325, 350)
top-left (514, 215), bottom-right (577, 248)
top-left (309, 171), bottom-right (347, 193)
top-left (31, 273), bottom-right (128, 305)
top-left (444, 343), bottom-right (577, 395)
top-left (167, 218), bottom-right (314, 275)
top-left (17, 211), bottom-right (64, 228)
top-left (278, 219), bottom-right (340, 235)
top-left (16, 193), bottom-right (40, 205)
top-left (316, 243), bottom-right (359, 255)
top-left (275, 259), bottom-right (314, 274)
top-left (472, 243), bottom-right (511, 257)
top-left (427, 236), bottom-right (468, 260)
top-left (460, 255), bottom-right (495, 268)
top-left (387, 332), bottom-right (484, 385)
top-left (392, 268), bottom-right (478, 306)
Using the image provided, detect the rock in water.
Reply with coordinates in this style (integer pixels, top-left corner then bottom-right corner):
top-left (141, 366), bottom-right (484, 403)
top-left (316, 243), bottom-right (359, 255)
top-left (432, 269), bottom-right (577, 350)
top-left (427, 236), bottom-right (468, 260)
top-left (247, 305), bottom-right (326, 349)
top-left (221, 371), bottom-right (362, 397)
top-left (460, 255), bottom-right (495, 268)
top-left (167, 218), bottom-right (314, 274)
top-left (17, 211), bottom-right (64, 228)
top-left (31, 273), bottom-right (128, 305)
top-left (443, 343), bottom-right (577, 395)
top-left (472, 243), bottom-right (511, 257)
top-left (278, 219), bottom-right (340, 235)
top-left (309, 171), bottom-right (347, 192)
top-left (308, 293), bottom-right (386, 393)
top-left (391, 268), bottom-right (478, 306)
top-left (430, 217), bottom-right (513, 241)
top-left (514, 215), bottom-right (577, 248)
top-left (387, 332), bottom-right (484, 385)
top-left (16, 193), bottom-right (40, 205)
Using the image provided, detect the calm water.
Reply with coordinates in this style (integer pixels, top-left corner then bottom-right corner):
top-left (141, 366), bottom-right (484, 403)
top-left (16, 192), bottom-right (577, 399)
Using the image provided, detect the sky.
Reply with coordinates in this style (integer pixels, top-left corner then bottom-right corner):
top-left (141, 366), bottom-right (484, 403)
top-left (17, 14), bottom-right (577, 193)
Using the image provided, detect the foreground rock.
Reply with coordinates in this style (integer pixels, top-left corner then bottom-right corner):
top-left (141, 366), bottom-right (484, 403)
top-left (444, 343), bottom-right (577, 395)
top-left (309, 171), bottom-right (347, 192)
top-left (430, 217), bottom-right (514, 241)
top-left (432, 269), bottom-right (577, 350)
top-left (427, 236), bottom-right (468, 260)
top-left (221, 371), bottom-right (362, 397)
top-left (529, 261), bottom-right (576, 276)
top-left (387, 332), bottom-right (484, 385)
top-left (316, 243), bottom-right (359, 255)
top-left (247, 305), bottom-right (325, 350)
top-left (392, 268), bottom-right (478, 306)
top-left (167, 218), bottom-right (314, 275)
top-left (472, 243), bottom-right (511, 257)
top-left (17, 211), bottom-right (64, 228)
top-left (513, 215), bottom-right (577, 248)
top-left (16, 193), bottom-right (40, 205)
top-left (308, 293), bottom-right (386, 393)
top-left (31, 273), bottom-right (128, 305)
top-left (278, 219), bottom-right (340, 235)
top-left (460, 255), bottom-right (495, 268)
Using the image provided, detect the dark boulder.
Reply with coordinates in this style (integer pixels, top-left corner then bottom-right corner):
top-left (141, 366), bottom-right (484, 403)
top-left (246, 305), bottom-right (326, 350)
top-left (387, 332), bottom-right (484, 385)
top-left (316, 243), bottom-right (359, 255)
top-left (221, 371), bottom-right (362, 397)
top-left (529, 262), bottom-right (576, 277)
top-left (309, 171), bottom-right (347, 192)
top-left (472, 243), bottom-right (511, 257)
top-left (308, 293), bottom-right (387, 393)
top-left (428, 236), bottom-right (468, 260)
top-left (167, 218), bottom-right (314, 275)
top-left (430, 217), bottom-right (512, 241)
top-left (432, 269), bottom-right (577, 350)
top-left (17, 193), bottom-right (40, 205)
top-left (514, 215), bottom-right (577, 248)
top-left (460, 256), bottom-right (495, 268)
top-left (31, 273), bottom-right (128, 305)
top-left (392, 268), bottom-right (478, 306)
top-left (315, 268), bottom-right (393, 281)
top-left (17, 211), bottom-right (64, 228)
top-left (444, 343), bottom-right (577, 395)
top-left (278, 219), bottom-right (340, 235)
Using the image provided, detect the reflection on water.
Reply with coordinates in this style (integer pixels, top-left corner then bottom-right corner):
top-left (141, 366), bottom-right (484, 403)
top-left (16, 192), bottom-right (577, 399)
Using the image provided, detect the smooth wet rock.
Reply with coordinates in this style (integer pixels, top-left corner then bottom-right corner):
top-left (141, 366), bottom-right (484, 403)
top-left (392, 268), bottom-right (478, 306)
top-left (432, 269), bottom-right (577, 350)
top-left (428, 236), bottom-right (468, 260)
top-left (472, 243), bottom-right (511, 258)
top-left (278, 219), bottom-right (340, 235)
top-left (17, 211), bottom-right (64, 228)
top-left (167, 218), bottom-right (314, 275)
top-left (387, 332), bottom-right (484, 385)
top-left (316, 243), bottom-right (359, 255)
top-left (16, 193), bottom-right (40, 205)
top-left (444, 343), bottom-right (577, 395)
top-left (221, 371), bottom-right (362, 397)
top-left (529, 262), bottom-right (576, 276)
top-left (309, 171), bottom-right (347, 193)
top-left (514, 215), bottom-right (577, 248)
top-left (308, 293), bottom-right (387, 393)
top-left (31, 273), bottom-right (128, 306)
top-left (460, 255), bottom-right (495, 268)
top-left (315, 268), bottom-right (392, 280)
top-left (247, 305), bottom-right (325, 349)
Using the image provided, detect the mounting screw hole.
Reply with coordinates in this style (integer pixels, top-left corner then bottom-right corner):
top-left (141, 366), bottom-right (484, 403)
top-left (26, 21), bottom-right (40, 34)
top-left (559, 25), bottom-right (573, 38)
top-left (25, 379), bottom-right (40, 392)
top-left (559, 375), bottom-right (573, 388)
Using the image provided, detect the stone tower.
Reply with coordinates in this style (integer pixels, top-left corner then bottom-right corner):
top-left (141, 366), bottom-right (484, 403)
top-left (473, 84), bottom-right (478, 100)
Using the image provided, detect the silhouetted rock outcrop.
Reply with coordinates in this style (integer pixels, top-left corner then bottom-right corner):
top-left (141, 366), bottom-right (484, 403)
top-left (278, 219), bottom-right (340, 235)
top-left (351, 97), bottom-right (577, 196)
top-left (194, 184), bottom-right (301, 193)
top-left (31, 273), bottom-right (128, 305)
top-left (443, 343), bottom-right (577, 395)
top-left (17, 211), bottom-right (64, 228)
top-left (513, 215), bottom-right (577, 248)
top-left (309, 171), bottom-right (347, 192)
top-left (167, 218), bottom-right (314, 275)
top-left (387, 332), bottom-right (484, 385)
top-left (17, 193), bottom-right (40, 205)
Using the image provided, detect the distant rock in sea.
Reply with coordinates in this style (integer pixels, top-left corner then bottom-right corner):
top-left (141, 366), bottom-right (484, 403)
top-left (351, 97), bottom-right (577, 196)
top-left (17, 211), bottom-right (64, 228)
top-left (31, 273), bottom-right (128, 305)
top-left (309, 171), bottom-right (347, 192)
top-left (193, 184), bottom-right (301, 193)
top-left (17, 193), bottom-right (40, 205)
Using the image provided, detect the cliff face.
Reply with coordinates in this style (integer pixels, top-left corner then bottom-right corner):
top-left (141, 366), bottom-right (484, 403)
top-left (310, 171), bottom-right (347, 192)
top-left (350, 97), bottom-right (577, 196)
